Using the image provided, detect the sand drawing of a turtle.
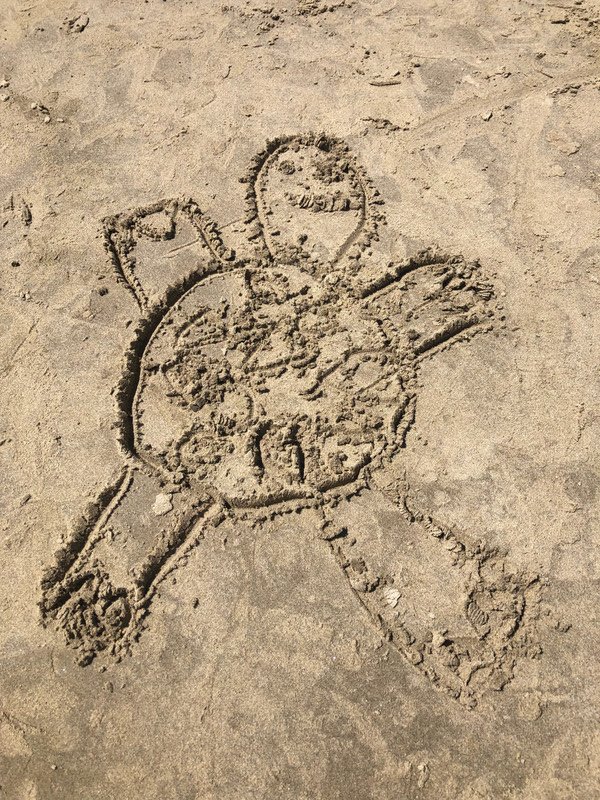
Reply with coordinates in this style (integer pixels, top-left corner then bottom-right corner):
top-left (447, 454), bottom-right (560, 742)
top-left (41, 133), bottom-right (543, 706)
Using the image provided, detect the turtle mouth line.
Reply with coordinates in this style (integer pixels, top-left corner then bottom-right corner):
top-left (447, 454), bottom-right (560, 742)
top-left (285, 189), bottom-right (361, 213)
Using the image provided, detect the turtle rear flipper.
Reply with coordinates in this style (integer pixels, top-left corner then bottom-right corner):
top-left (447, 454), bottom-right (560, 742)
top-left (42, 569), bottom-right (133, 666)
top-left (41, 467), bottom-right (215, 663)
top-left (324, 486), bottom-right (542, 707)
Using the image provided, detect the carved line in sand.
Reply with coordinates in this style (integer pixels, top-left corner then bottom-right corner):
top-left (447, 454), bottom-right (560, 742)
top-left (295, 0), bottom-right (349, 15)
top-left (40, 133), bottom-right (542, 707)
top-left (326, 485), bottom-right (543, 707)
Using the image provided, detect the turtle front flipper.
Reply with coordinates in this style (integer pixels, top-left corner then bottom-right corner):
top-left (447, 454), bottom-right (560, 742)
top-left (104, 197), bottom-right (235, 313)
top-left (40, 467), bottom-right (217, 665)
top-left (321, 486), bottom-right (542, 707)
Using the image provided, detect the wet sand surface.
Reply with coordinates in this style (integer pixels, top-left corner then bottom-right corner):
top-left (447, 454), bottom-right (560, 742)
top-left (1, 2), bottom-right (600, 798)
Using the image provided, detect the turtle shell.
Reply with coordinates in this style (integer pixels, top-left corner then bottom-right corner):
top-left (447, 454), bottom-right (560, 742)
top-left (132, 262), bottom-right (410, 509)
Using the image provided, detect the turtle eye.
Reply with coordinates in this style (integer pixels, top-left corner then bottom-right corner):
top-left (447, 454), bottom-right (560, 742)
top-left (278, 159), bottom-right (296, 176)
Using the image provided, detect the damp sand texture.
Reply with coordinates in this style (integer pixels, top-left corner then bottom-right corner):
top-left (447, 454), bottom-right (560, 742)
top-left (1, 2), bottom-right (600, 799)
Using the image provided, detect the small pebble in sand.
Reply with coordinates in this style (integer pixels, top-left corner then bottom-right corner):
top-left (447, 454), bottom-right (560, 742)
top-left (383, 586), bottom-right (401, 608)
top-left (152, 492), bottom-right (173, 516)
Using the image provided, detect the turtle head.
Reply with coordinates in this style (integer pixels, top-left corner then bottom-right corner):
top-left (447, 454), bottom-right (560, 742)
top-left (243, 133), bottom-right (384, 280)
